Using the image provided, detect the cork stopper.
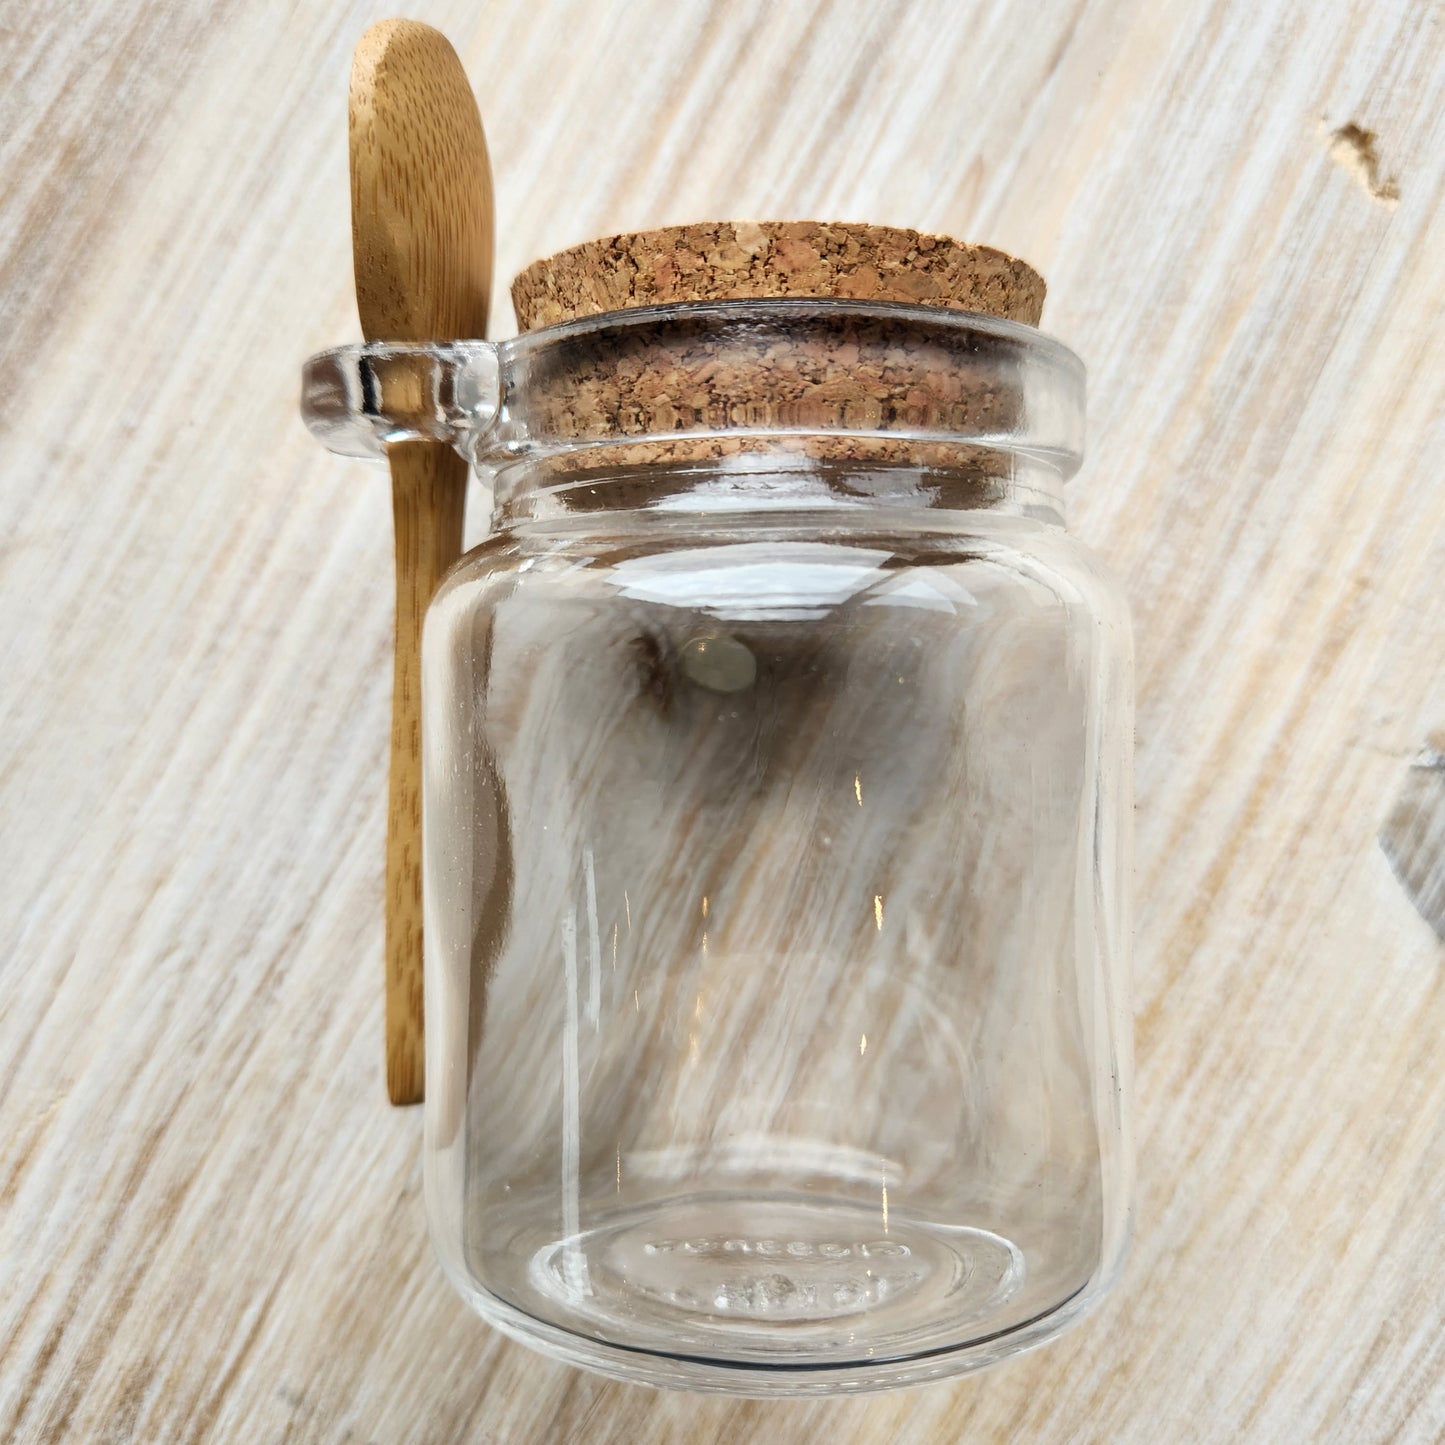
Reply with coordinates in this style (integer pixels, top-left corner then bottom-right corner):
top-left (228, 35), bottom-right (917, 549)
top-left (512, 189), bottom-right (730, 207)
top-left (511, 221), bottom-right (1045, 331)
top-left (504, 222), bottom-right (1049, 495)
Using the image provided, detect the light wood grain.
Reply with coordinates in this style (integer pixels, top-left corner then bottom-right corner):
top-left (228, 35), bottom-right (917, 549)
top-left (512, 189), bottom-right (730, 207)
top-left (1, 0), bottom-right (1442, 1440)
top-left (381, 439), bottom-right (468, 1104)
top-left (350, 18), bottom-right (494, 1104)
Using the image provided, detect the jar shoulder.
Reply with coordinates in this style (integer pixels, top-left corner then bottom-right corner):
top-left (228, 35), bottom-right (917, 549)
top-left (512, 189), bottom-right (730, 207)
top-left (430, 516), bottom-right (1132, 645)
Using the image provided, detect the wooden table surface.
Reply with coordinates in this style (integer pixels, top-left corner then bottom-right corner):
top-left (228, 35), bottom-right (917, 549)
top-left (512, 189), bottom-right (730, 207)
top-left (3, 1), bottom-right (1442, 1440)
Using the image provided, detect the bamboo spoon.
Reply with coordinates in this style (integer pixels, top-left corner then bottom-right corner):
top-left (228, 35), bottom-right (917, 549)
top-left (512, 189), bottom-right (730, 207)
top-left (350, 19), bottom-right (493, 1104)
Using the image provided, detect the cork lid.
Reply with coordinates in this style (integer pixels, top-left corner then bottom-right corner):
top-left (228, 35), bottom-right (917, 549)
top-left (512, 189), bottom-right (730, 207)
top-left (511, 221), bottom-right (1045, 331)
top-left (503, 222), bottom-right (1056, 495)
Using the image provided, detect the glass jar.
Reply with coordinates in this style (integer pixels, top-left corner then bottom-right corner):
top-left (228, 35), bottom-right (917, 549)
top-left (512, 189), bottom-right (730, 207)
top-left (302, 299), bottom-right (1133, 1394)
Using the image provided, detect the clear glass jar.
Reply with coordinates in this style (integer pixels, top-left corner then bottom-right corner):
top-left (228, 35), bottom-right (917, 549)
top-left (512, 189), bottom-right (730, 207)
top-left (303, 300), bottom-right (1133, 1394)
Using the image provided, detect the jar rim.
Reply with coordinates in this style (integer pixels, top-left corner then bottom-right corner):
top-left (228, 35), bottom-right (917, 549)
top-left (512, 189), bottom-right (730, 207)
top-left (301, 299), bottom-right (1085, 480)
top-left (500, 296), bottom-right (1083, 375)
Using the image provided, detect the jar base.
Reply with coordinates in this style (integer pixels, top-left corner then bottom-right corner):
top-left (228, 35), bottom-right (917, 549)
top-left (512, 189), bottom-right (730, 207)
top-left (528, 1192), bottom-right (1024, 1349)
top-left (439, 1188), bottom-right (1114, 1392)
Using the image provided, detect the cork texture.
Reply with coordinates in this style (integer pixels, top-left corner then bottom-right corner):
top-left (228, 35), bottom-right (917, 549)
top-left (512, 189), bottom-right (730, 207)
top-left (511, 221), bottom-right (1045, 331)
top-left (506, 222), bottom-right (1045, 486)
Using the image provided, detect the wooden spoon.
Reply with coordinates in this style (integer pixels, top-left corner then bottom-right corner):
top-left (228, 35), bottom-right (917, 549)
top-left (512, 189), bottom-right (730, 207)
top-left (350, 19), bottom-right (493, 1104)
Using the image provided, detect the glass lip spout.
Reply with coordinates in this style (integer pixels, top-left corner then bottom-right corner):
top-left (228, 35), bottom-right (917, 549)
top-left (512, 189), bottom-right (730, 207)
top-left (300, 338), bottom-right (501, 462)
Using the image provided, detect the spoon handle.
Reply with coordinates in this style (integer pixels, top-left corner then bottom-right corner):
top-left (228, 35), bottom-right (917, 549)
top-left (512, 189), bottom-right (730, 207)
top-left (385, 439), bottom-right (467, 1105)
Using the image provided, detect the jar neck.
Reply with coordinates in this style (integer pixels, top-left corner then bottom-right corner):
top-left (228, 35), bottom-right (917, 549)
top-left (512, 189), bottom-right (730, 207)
top-left (488, 449), bottom-right (1066, 531)
top-left (300, 302), bottom-right (1087, 531)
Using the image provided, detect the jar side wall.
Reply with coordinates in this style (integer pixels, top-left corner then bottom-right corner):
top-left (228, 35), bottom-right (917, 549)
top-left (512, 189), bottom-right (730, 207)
top-left (422, 512), bottom-right (1132, 1383)
top-left (1047, 534), bottom-right (1135, 1292)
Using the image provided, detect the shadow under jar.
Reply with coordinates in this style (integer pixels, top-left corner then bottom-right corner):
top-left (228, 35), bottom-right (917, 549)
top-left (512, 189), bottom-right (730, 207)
top-left (303, 299), bottom-right (1134, 1394)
